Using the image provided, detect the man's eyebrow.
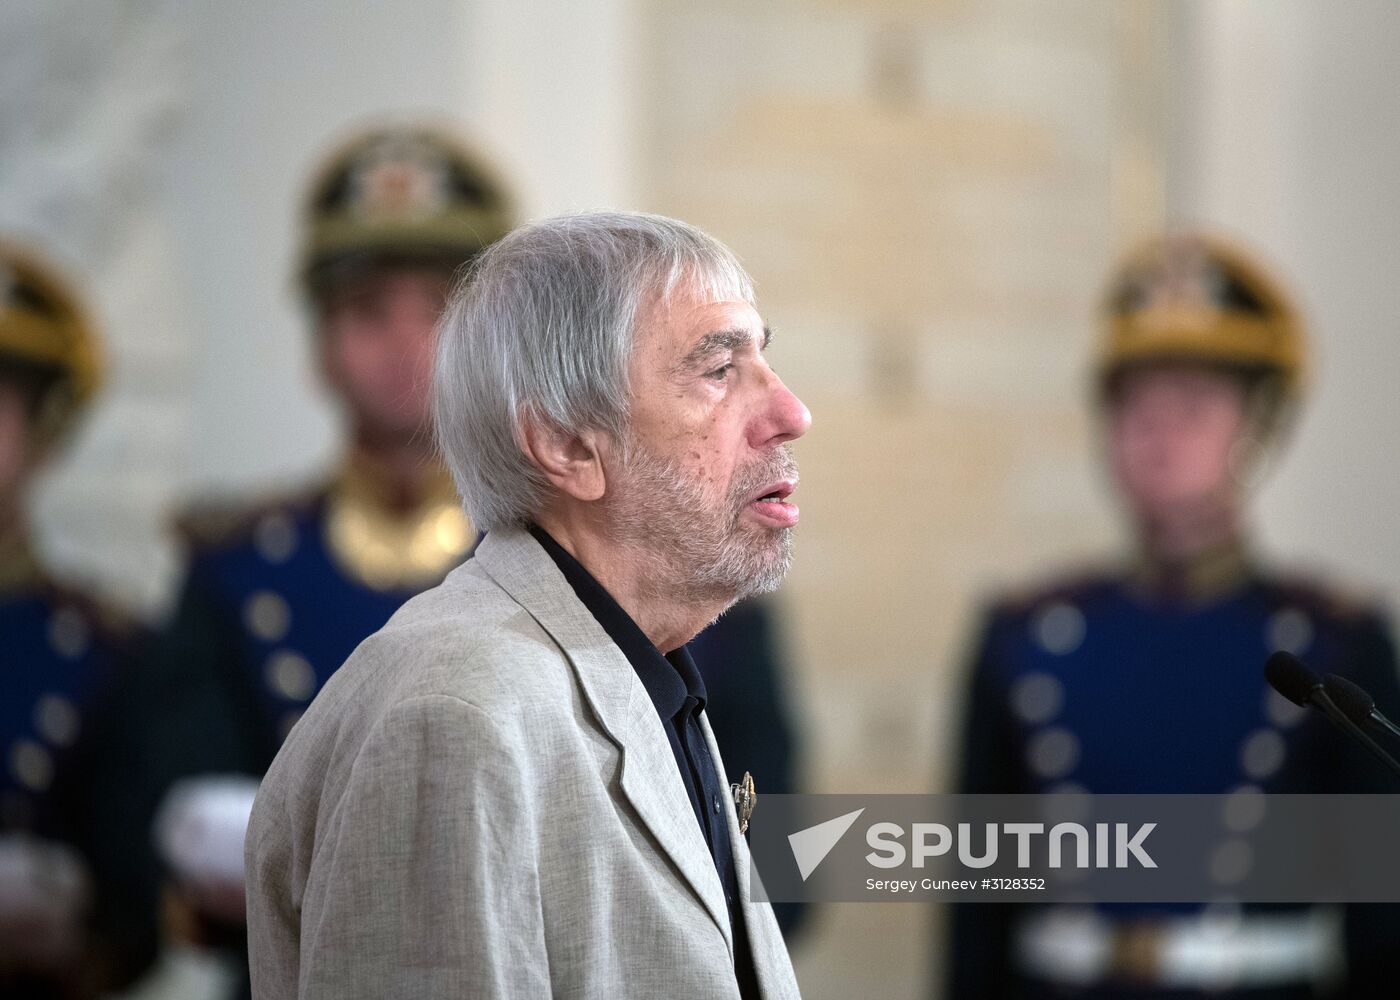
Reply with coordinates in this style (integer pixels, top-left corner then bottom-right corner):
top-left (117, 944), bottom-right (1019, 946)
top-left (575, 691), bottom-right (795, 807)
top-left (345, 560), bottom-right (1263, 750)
top-left (674, 326), bottom-right (772, 373)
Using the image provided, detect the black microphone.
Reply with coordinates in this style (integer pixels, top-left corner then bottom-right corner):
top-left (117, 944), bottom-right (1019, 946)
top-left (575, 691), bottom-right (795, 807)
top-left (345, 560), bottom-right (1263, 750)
top-left (1264, 651), bottom-right (1400, 780)
top-left (1322, 672), bottom-right (1400, 741)
top-left (1264, 650), bottom-right (1325, 707)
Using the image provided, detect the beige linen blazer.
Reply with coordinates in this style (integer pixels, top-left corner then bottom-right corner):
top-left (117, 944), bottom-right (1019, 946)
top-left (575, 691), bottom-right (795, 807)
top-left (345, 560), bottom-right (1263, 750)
top-left (244, 526), bottom-right (801, 999)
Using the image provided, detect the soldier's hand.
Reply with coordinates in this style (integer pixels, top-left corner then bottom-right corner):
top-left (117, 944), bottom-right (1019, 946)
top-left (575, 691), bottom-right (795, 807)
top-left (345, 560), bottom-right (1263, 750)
top-left (0, 834), bottom-right (91, 972)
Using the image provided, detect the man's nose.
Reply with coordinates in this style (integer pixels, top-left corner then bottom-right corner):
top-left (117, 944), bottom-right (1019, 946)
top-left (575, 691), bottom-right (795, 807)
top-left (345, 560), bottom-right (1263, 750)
top-left (752, 370), bottom-right (812, 448)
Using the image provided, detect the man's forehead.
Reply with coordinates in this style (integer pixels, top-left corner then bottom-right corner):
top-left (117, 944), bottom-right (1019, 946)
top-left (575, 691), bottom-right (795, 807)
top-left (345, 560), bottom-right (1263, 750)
top-left (1113, 366), bottom-right (1246, 409)
top-left (1125, 364), bottom-right (1238, 389)
top-left (653, 288), bottom-right (758, 324)
top-left (320, 264), bottom-right (451, 307)
top-left (639, 292), bottom-right (764, 351)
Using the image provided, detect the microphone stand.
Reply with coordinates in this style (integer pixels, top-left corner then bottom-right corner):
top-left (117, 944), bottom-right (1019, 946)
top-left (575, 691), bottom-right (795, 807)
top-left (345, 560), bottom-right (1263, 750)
top-left (1310, 688), bottom-right (1400, 782)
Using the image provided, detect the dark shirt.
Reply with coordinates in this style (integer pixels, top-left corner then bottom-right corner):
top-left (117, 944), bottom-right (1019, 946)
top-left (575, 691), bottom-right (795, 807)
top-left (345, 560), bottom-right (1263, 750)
top-left (528, 525), bottom-right (758, 998)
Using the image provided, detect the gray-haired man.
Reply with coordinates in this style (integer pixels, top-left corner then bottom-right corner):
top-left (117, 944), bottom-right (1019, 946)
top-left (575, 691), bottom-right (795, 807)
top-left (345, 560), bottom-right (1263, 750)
top-left (244, 212), bottom-right (810, 998)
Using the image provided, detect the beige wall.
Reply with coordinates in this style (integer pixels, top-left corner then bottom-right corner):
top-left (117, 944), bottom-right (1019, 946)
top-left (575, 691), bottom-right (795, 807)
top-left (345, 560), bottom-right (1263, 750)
top-left (635, 4), bottom-right (1168, 993)
top-left (1170, 0), bottom-right (1400, 605)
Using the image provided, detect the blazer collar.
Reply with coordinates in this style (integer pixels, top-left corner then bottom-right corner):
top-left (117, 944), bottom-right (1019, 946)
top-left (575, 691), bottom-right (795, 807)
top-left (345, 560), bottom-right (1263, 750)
top-left (471, 527), bottom-right (734, 952)
top-left (698, 711), bottom-right (792, 998)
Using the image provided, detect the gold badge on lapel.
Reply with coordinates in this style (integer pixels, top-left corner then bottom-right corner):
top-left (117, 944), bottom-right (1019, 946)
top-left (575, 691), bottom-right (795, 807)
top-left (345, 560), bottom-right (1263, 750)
top-left (731, 771), bottom-right (757, 834)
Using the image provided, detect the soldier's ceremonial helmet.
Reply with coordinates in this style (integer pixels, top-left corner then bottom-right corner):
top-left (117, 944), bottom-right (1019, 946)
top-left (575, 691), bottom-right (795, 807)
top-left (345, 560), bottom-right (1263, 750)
top-left (298, 124), bottom-right (515, 298)
top-left (0, 241), bottom-right (101, 446)
top-left (1097, 233), bottom-right (1306, 420)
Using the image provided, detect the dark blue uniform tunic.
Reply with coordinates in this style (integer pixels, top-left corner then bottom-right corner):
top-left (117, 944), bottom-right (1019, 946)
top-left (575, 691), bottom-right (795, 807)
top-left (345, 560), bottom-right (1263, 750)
top-left (948, 563), bottom-right (1400, 1000)
top-left (2, 571), bottom-right (149, 993)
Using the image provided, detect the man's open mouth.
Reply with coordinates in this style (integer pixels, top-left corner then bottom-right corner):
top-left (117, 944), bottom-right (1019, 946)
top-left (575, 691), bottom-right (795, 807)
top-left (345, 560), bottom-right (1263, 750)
top-left (752, 482), bottom-right (794, 504)
top-left (744, 480), bottom-right (800, 527)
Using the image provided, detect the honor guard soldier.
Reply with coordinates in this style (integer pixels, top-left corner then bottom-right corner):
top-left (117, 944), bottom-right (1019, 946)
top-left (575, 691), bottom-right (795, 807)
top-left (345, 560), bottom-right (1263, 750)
top-left (946, 234), bottom-right (1400, 999)
top-left (123, 125), bottom-right (517, 996)
top-left (144, 125), bottom-right (513, 771)
top-left (0, 241), bottom-right (144, 996)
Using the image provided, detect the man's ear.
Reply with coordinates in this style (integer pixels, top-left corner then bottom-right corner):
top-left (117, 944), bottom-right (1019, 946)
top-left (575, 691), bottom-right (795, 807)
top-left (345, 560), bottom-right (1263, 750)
top-left (519, 412), bottom-right (607, 502)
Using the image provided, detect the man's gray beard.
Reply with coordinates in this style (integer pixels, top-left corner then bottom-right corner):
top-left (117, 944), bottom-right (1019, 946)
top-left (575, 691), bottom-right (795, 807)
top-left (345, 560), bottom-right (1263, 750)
top-left (606, 442), bottom-right (797, 611)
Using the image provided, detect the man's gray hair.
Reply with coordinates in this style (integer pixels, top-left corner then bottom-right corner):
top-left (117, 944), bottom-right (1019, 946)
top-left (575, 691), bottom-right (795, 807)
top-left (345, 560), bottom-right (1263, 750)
top-left (433, 210), bottom-right (755, 532)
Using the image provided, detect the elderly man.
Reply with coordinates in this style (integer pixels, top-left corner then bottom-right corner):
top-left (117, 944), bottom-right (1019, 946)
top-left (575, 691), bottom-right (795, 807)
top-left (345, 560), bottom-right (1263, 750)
top-left (245, 211), bottom-right (810, 999)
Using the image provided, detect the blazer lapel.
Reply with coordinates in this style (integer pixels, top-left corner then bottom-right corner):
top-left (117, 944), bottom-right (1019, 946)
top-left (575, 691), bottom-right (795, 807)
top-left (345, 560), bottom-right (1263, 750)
top-left (472, 528), bottom-right (734, 952)
top-left (700, 712), bottom-right (795, 999)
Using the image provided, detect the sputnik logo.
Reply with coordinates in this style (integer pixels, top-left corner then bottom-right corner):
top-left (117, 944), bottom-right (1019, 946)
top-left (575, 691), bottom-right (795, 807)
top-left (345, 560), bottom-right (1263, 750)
top-left (787, 808), bottom-right (865, 881)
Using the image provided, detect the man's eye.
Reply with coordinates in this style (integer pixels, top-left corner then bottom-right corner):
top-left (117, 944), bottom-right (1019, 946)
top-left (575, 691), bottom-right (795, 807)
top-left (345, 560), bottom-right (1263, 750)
top-left (706, 363), bottom-right (734, 381)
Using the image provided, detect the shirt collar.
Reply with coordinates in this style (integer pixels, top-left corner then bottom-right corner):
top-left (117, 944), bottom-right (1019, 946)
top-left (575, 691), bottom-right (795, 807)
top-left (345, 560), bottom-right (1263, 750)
top-left (528, 524), bottom-right (706, 720)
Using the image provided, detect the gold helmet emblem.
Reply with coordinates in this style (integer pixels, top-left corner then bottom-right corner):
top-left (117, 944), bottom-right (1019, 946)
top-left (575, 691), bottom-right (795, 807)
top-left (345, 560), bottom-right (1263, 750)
top-left (346, 134), bottom-right (451, 223)
top-left (0, 242), bottom-right (101, 446)
top-left (299, 124), bottom-right (515, 295)
top-left (1099, 233), bottom-right (1306, 401)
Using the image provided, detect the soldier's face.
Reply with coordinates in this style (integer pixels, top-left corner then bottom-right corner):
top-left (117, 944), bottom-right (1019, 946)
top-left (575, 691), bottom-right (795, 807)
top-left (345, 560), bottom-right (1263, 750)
top-left (317, 268), bottom-right (450, 444)
top-left (601, 284), bottom-right (811, 603)
top-left (1106, 365), bottom-right (1250, 522)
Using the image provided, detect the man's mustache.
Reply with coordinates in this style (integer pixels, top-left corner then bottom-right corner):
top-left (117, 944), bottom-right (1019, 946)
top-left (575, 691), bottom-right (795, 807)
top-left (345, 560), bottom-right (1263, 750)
top-left (729, 445), bottom-right (799, 511)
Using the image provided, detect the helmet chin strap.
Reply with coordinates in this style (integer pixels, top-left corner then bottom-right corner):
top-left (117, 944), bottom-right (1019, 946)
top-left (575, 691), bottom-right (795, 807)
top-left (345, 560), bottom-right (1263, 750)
top-left (1229, 382), bottom-right (1293, 497)
top-left (31, 382), bottom-right (75, 453)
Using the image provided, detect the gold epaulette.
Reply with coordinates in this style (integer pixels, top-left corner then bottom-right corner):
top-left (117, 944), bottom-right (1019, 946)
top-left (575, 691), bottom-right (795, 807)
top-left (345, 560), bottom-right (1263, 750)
top-left (174, 483), bottom-right (322, 553)
top-left (1267, 568), bottom-right (1383, 625)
